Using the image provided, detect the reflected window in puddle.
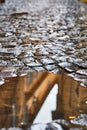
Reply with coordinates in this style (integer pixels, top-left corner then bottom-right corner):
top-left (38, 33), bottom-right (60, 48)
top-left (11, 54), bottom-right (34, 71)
top-left (0, 71), bottom-right (87, 129)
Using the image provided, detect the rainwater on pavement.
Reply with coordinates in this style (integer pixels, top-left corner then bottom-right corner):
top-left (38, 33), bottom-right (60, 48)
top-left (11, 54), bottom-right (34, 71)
top-left (0, 0), bottom-right (87, 129)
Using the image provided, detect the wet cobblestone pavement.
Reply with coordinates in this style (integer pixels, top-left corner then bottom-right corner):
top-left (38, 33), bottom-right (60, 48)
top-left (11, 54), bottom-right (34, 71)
top-left (0, 0), bottom-right (87, 129)
top-left (0, 0), bottom-right (87, 86)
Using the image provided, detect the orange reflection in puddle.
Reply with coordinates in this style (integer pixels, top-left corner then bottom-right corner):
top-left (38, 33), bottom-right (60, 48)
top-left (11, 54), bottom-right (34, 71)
top-left (0, 71), bottom-right (87, 129)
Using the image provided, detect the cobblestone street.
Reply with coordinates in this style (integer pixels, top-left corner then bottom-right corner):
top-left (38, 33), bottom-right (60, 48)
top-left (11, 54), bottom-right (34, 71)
top-left (0, 0), bottom-right (87, 85)
top-left (0, 0), bottom-right (87, 129)
top-left (0, 0), bottom-right (87, 87)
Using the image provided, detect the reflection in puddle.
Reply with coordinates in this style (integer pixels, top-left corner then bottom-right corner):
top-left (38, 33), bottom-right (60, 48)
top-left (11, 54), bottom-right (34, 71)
top-left (0, 71), bottom-right (87, 129)
top-left (33, 84), bottom-right (58, 123)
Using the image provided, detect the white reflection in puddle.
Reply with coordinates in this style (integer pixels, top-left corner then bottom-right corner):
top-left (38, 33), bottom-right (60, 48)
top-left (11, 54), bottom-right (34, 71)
top-left (33, 84), bottom-right (58, 123)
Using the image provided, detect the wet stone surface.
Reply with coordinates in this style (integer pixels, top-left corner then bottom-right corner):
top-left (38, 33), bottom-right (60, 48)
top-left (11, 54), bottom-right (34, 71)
top-left (0, 0), bottom-right (87, 83)
top-left (0, 0), bottom-right (87, 86)
top-left (0, 1), bottom-right (87, 129)
top-left (0, 0), bottom-right (87, 123)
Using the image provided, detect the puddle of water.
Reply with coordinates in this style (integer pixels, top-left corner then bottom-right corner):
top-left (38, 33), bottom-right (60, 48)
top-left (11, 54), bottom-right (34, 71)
top-left (0, 71), bottom-right (87, 129)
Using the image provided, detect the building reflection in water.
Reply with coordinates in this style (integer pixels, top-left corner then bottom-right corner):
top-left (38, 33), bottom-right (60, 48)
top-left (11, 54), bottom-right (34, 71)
top-left (0, 71), bottom-right (87, 128)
